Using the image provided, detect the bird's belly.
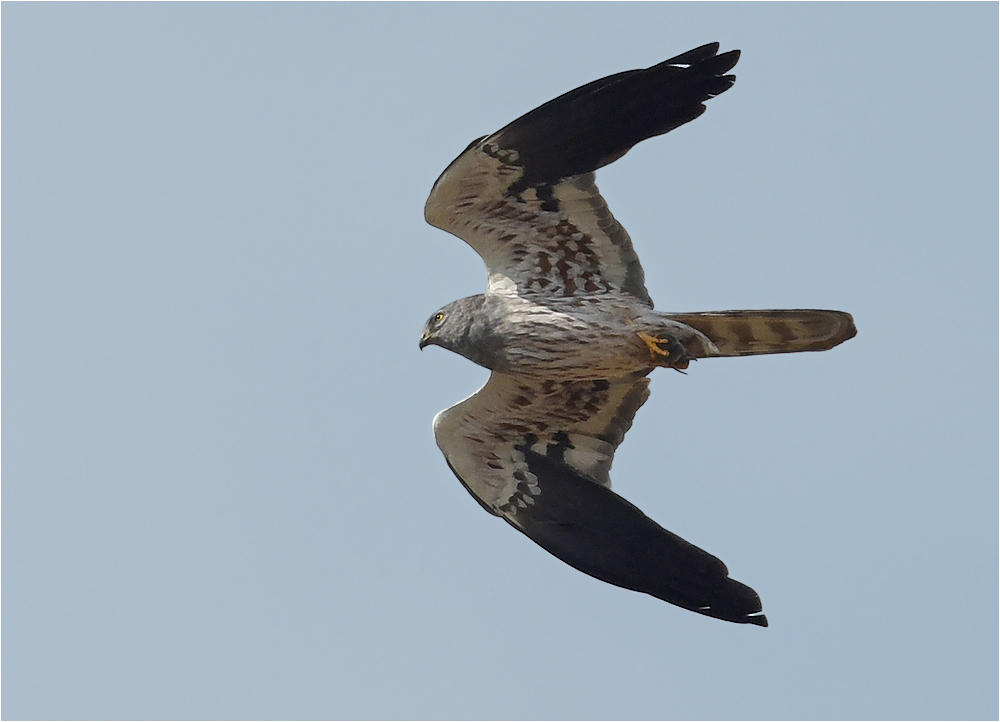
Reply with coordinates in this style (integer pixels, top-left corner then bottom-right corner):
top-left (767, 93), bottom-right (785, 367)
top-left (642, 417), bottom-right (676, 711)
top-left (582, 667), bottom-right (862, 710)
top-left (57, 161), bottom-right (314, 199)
top-left (497, 305), bottom-right (655, 379)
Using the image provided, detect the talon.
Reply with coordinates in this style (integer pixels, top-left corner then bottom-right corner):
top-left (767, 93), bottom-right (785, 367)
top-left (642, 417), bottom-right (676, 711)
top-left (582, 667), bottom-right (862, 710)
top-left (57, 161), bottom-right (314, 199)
top-left (637, 331), bottom-right (672, 359)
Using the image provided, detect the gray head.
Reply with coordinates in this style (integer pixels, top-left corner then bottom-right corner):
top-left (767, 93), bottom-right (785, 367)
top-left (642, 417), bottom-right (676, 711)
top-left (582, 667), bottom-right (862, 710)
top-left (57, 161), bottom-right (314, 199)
top-left (418, 295), bottom-right (505, 371)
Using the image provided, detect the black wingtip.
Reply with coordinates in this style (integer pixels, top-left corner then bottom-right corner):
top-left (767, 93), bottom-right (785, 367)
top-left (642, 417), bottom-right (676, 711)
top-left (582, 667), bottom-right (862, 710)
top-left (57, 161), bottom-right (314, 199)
top-left (487, 43), bottom-right (742, 189)
top-left (716, 49), bottom-right (741, 75)
top-left (661, 42), bottom-right (721, 66)
top-left (658, 44), bottom-right (741, 75)
top-left (506, 447), bottom-right (770, 627)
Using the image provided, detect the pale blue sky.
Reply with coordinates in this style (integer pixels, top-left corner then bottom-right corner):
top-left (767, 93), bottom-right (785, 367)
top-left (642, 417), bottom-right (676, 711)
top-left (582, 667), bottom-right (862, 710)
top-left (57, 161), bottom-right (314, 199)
top-left (3, 3), bottom-right (997, 719)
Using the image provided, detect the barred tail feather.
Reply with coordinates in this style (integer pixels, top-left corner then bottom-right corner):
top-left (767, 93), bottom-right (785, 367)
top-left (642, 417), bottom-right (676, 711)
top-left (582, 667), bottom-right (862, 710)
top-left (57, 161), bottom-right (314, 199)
top-left (669, 310), bottom-right (856, 357)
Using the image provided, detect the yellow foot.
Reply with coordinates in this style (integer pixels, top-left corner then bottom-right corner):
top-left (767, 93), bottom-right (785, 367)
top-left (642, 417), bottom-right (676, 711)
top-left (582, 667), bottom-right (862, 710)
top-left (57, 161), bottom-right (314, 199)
top-left (637, 331), bottom-right (691, 371)
top-left (637, 331), bottom-right (673, 359)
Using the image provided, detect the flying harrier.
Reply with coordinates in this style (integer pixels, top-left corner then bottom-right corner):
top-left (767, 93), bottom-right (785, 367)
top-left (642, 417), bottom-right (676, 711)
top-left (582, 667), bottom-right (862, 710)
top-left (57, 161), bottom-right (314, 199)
top-left (419, 43), bottom-right (855, 626)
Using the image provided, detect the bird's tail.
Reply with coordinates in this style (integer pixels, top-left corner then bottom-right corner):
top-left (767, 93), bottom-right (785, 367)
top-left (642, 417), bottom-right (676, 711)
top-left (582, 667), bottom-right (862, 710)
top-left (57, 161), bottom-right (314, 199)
top-left (667, 310), bottom-right (856, 357)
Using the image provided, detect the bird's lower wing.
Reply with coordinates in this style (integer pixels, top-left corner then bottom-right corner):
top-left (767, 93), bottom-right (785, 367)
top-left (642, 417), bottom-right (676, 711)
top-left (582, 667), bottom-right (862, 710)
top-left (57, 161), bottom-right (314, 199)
top-left (433, 371), bottom-right (767, 626)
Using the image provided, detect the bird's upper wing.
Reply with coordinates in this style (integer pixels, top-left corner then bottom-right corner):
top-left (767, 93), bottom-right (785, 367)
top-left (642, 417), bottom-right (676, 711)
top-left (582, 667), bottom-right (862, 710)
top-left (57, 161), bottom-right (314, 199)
top-left (433, 371), bottom-right (767, 626)
top-left (424, 43), bottom-right (740, 308)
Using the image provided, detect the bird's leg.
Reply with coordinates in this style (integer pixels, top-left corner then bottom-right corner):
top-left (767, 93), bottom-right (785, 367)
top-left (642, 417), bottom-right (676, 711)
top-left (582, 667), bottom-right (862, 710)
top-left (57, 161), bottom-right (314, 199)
top-left (637, 331), bottom-right (672, 358)
top-left (637, 331), bottom-right (691, 371)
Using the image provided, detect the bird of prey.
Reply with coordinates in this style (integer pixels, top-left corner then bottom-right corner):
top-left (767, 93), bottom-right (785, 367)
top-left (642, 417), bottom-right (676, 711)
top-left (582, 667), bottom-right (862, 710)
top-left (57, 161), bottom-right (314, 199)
top-left (419, 43), bottom-right (855, 627)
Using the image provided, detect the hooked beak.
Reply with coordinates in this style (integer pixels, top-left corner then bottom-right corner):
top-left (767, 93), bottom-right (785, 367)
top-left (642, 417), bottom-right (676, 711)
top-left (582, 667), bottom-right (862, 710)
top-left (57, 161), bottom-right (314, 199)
top-left (419, 333), bottom-right (431, 350)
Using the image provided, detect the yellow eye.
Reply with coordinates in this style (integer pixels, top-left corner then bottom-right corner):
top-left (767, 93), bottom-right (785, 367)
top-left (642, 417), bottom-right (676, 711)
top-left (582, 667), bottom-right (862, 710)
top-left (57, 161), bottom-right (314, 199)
top-left (433, 312), bottom-right (445, 324)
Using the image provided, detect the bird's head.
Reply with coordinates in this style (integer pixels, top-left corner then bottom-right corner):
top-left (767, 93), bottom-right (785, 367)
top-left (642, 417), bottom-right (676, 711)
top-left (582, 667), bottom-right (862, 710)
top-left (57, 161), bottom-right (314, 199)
top-left (418, 305), bottom-right (454, 351)
top-left (418, 295), bottom-right (504, 370)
